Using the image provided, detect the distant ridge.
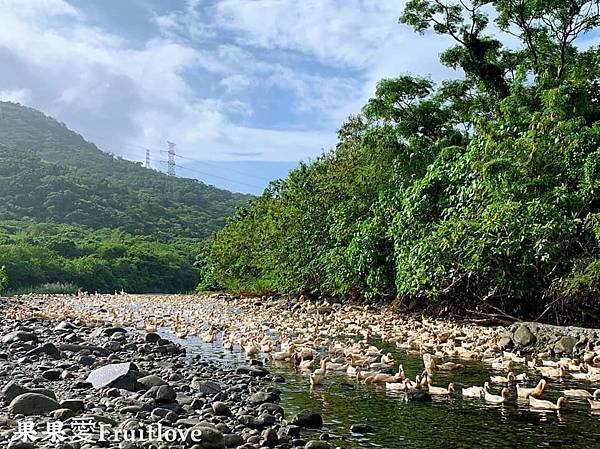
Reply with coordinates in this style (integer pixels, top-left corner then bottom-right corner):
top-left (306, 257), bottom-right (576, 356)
top-left (0, 101), bottom-right (252, 240)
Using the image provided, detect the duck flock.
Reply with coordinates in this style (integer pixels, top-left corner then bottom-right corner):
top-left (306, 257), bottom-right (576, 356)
top-left (5, 293), bottom-right (600, 415)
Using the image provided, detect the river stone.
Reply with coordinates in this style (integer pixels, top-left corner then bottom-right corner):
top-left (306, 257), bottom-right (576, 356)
top-left (79, 355), bottom-right (95, 366)
top-left (86, 362), bottom-right (140, 391)
top-left (1, 381), bottom-right (56, 403)
top-left (291, 410), bottom-right (323, 428)
top-left (9, 393), bottom-right (61, 416)
top-left (187, 425), bottom-right (225, 449)
top-left (223, 433), bottom-right (244, 448)
top-left (236, 366), bottom-right (269, 377)
top-left (350, 423), bottom-right (374, 434)
top-left (2, 382), bottom-right (29, 403)
top-left (145, 332), bottom-right (161, 343)
top-left (27, 342), bottom-right (61, 359)
top-left (212, 401), bottom-right (231, 416)
top-left (305, 441), bottom-right (330, 449)
top-left (155, 385), bottom-right (176, 402)
top-left (238, 414), bottom-right (264, 429)
top-left (191, 380), bottom-right (221, 395)
top-left (258, 402), bottom-right (284, 417)
top-left (555, 335), bottom-right (577, 354)
top-left (8, 441), bottom-right (35, 449)
top-left (248, 391), bottom-right (275, 404)
top-left (51, 408), bottom-right (76, 421)
top-left (2, 331), bottom-right (38, 344)
top-left (54, 321), bottom-right (77, 332)
top-left (41, 369), bottom-right (61, 381)
top-left (262, 428), bottom-right (278, 446)
top-left (138, 375), bottom-right (167, 388)
top-left (513, 324), bottom-right (536, 347)
top-left (61, 399), bottom-right (85, 413)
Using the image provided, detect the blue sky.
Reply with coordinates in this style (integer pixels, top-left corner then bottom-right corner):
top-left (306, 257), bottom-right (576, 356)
top-left (1, 1), bottom-right (597, 194)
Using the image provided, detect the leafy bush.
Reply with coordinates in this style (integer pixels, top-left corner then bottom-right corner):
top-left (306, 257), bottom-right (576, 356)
top-left (0, 265), bottom-right (7, 294)
top-left (199, 1), bottom-right (600, 324)
top-left (0, 221), bottom-right (200, 294)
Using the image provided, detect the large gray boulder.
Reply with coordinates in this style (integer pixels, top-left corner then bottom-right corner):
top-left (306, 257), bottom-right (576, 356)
top-left (555, 335), bottom-right (577, 354)
top-left (513, 324), bottom-right (536, 347)
top-left (291, 410), bottom-right (323, 428)
top-left (26, 342), bottom-right (61, 359)
top-left (9, 393), bottom-right (61, 416)
top-left (86, 362), bottom-right (140, 391)
top-left (2, 331), bottom-right (38, 344)
top-left (1, 381), bottom-right (56, 404)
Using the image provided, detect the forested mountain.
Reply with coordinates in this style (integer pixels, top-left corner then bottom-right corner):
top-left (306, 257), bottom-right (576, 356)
top-left (0, 101), bottom-right (251, 294)
top-left (200, 1), bottom-right (600, 325)
top-left (0, 101), bottom-right (251, 240)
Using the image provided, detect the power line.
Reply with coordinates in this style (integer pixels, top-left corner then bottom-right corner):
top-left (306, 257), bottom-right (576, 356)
top-left (174, 164), bottom-right (263, 190)
top-left (173, 154), bottom-right (274, 182)
top-left (149, 158), bottom-right (263, 190)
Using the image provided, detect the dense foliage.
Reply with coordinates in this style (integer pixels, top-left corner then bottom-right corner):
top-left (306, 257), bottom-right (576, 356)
top-left (0, 221), bottom-right (199, 294)
top-left (0, 102), bottom-right (251, 240)
top-left (0, 265), bottom-right (7, 294)
top-left (201, 1), bottom-right (600, 323)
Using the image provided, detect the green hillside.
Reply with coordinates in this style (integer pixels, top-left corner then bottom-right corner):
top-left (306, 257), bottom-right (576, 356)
top-left (0, 101), bottom-right (252, 294)
top-left (0, 101), bottom-right (251, 240)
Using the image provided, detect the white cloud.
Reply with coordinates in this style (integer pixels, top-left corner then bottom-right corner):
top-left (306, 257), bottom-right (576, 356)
top-left (0, 88), bottom-right (32, 104)
top-left (0, 0), bottom-right (455, 168)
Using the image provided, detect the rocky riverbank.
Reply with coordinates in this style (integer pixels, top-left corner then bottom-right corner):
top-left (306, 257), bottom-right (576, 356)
top-left (501, 321), bottom-right (600, 357)
top-left (0, 307), bottom-right (332, 449)
top-left (3, 292), bottom-right (600, 449)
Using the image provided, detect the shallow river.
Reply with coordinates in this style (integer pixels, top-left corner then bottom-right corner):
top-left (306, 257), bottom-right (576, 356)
top-left (154, 326), bottom-right (600, 449)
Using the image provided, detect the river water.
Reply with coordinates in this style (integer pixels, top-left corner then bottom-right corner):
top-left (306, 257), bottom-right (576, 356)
top-left (155, 326), bottom-right (600, 449)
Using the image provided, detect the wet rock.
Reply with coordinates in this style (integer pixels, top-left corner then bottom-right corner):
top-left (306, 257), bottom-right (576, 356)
top-left (2, 331), bottom-right (38, 344)
top-left (1, 381), bottom-right (56, 403)
top-left (191, 380), bottom-right (221, 395)
top-left (513, 324), bottom-right (536, 347)
top-left (238, 414), bottom-right (264, 429)
top-left (8, 441), bottom-right (35, 449)
top-left (236, 366), bottom-right (269, 377)
top-left (51, 408), bottom-right (77, 420)
top-left (155, 385), bottom-right (177, 402)
top-left (283, 425), bottom-right (301, 438)
top-left (54, 321), bottom-right (77, 332)
top-left (555, 335), bottom-right (577, 354)
top-left (350, 423), bottom-right (373, 434)
top-left (262, 428), bottom-right (279, 446)
top-left (86, 362), bottom-right (140, 391)
top-left (248, 391), bottom-right (276, 404)
top-left (258, 402), bottom-right (284, 417)
top-left (305, 440), bottom-right (329, 449)
top-left (223, 433), bottom-right (244, 448)
top-left (151, 407), bottom-right (178, 423)
top-left (27, 342), bottom-right (61, 359)
top-left (41, 369), bottom-right (62, 381)
top-left (79, 355), bottom-right (95, 366)
top-left (61, 399), bottom-right (85, 413)
top-left (138, 375), bottom-right (168, 388)
top-left (9, 393), bottom-right (61, 416)
top-left (145, 332), bottom-right (161, 343)
top-left (212, 401), bottom-right (231, 416)
top-left (187, 425), bottom-right (225, 449)
top-left (291, 410), bottom-right (323, 428)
